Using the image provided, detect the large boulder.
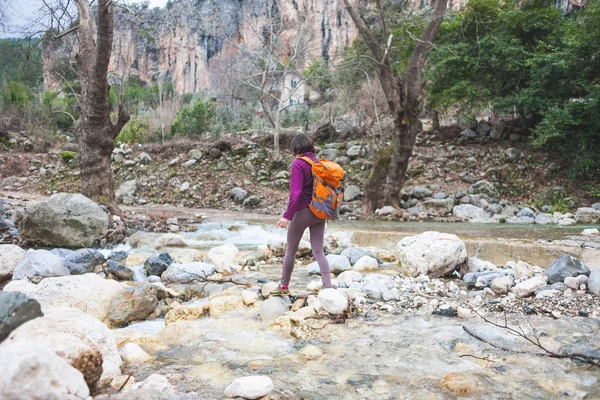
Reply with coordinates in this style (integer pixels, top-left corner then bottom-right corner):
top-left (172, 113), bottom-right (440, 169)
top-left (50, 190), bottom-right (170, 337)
top-left (259, 297), bottom-right (290, 322)
top-left (0, 340), bottom-right (90, 399)
top-left (575, 207), bottom-right (600, 224)
top-left (468, 180), bottom-right (499, 201)
top-left (64, 249), bottom-right (106, 275)
top-left (544, 255), bottom-right (590, 284)
top-left (224, 376), bottom-right (273, 399)
top-left (589, 269), bottom-right (600, 296)
top-left (344, 185), bottom-right (361, 202)
top-left (0, 291), bottom-right (42, 343)
top-left (318, 288), bottom-right (348, 314)
top-left (512, 275), bottom-right (548, 298)
top-left (162, 262), bottom-right (216, 283)
top-left (395, 232), bottom-right (467, 277)
top-left (8, 316), bottom-right (104, 388)
top-left (207, 244), bottom-right (239, 273)
top-left (20, 193), bottom-right (109, 247)
top-left (12, 249), bottom-right (70, 283)
top-left (0, 244), bottom-right (26, 281)
top-left (108, 285), bottom-right (158, 327)
top-left (323, 232), bottom-right (352, 255)
top-left (420, 198), bottom-right (455, 216)
top-left (452, 204), bottom-right (489, 220)
top-left (307, 254), bottom-right (351, 274)
top-left (3, 273), bottom-right (124, 324)
top-left (115, 180), bottom-right (137, 202)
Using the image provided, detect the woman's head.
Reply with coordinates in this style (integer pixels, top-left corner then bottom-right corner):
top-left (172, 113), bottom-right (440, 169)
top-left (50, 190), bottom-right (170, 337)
top-left (290, 134), bottom-right (315, 156)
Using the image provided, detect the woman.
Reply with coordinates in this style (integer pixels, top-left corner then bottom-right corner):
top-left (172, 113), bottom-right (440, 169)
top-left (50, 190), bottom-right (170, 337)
top-left (270, 134), bottom-right (331, 297)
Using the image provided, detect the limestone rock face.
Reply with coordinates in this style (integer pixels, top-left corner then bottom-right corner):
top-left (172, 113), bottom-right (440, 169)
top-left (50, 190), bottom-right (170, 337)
top-left (0, 339), bottom-right (90, 400)
top-left (20, 193), bottom-right (108, 247)
top-left (395, 232), bottom-right (467, 277)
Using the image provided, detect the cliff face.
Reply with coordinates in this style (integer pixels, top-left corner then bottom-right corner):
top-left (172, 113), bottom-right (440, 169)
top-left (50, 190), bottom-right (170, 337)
top-left (108, 0), bottom-right (362, 94)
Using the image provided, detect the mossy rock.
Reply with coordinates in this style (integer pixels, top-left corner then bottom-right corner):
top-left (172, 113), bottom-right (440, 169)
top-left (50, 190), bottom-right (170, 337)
top-left (60, 151), bottom-right (77, 164)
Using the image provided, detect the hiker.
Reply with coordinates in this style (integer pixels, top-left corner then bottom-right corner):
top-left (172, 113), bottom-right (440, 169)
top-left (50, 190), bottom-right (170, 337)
top-left (270, 133), bottom-right (344, 297)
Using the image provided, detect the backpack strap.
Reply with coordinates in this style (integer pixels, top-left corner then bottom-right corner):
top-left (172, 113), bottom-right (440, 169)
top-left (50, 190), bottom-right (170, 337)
top-left (297, 156), bottom-right (316, 166)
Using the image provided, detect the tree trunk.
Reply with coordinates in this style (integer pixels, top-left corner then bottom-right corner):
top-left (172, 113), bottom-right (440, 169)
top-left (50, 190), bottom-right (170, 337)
top-left (74, 0), bottom-right (128, 211)
top-left (343, 0), bottom-right (447, 213)
top-left (274, 107), bottom-right (281, 159)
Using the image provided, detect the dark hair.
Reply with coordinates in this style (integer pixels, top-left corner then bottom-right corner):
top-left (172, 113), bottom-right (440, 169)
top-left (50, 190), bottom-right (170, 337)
top-left (290, 134), bottom-right (315, 155)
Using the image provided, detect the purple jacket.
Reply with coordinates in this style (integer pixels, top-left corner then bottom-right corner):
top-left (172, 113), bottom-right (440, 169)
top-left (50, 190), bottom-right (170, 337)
top-left (283, 152), bottom-right (317, 220)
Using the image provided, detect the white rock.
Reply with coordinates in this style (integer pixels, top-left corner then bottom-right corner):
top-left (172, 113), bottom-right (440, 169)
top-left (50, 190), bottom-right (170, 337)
top-left (491, 275), bottom-right (515, 294)
top-left (307, 254), bottom-right (351, 274)
top-left (4, 273), bottom-right (124, 324)
top-left (536, 290), bottom-right (560, 299)
top-left (208, 244), bottom-right (239, 274)
top-left (512, 275), bottom-right (548, 298)
top-left (131, 373), bottom-right (174, 394)
top-left (179, 181), bottom-right (191, 191)
top-left (353, 255), bottom-right (379, 272)
top-left (564, 276), bottom-right (580, 290)
top-left (323, 232), bottom-right (352, 255)
top-left (154, 233), bottom-right (187, 249)
top-left (209, 296), bottom-right (244, 318)
top-left (582, 228), bottom-right (599, 236)
top-left (300, 344), bottom-right (323, 360)
top-left (12, 249), bottom-right (70, 283)
top-left (510, 260), bottom-right (535, 278)
top-left (120, 342), bottom-right (153, 364)
top-left (261, 282), bottom-right (279, 298)
top-left (318, 288), bottom-right (348, 314)
top-left (337, 270), bottom-right (363, 287)
top-left (307, 296), bottom-right (323, 312)
top-left (163, 262), bottom-right (216, 283)
top-left (242, 290), bottom-right (259, 306)
top-left (0, 244), bottom-right (25, 280)
top-left (307, 280), bottom-right (323, 292)
top-left (0, 340), bottom-right (90, 399)
top-left (457, 306), bottom-right (474, 319)
top-left (259, 297), bottom-right (290, 322)
top-left (267, 238), bottom-right (311, 258)
top-left (452, 204), bottom-right (489, 220)
top-left (376, 206), bottom-right (396, 216)
top-left (224, 376), bottom-right (273, 399)
top-left (395, 231), bottom-right (467, 277)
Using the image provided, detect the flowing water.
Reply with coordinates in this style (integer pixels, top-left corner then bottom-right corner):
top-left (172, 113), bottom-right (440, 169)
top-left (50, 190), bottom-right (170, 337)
top-left (116, 220), bottom-right (600, 399)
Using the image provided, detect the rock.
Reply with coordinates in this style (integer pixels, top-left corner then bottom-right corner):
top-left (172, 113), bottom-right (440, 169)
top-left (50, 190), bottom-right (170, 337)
top-left (341, 247), bottom-right (378, 265)
top-left (120, 342), bottom-right (152, 364)
top-left (261, 282), bottom-right (279, 298)
top-left (259, 297), bottom-right (290, 322)
top-left (180, 181), bottom-right (191, 191)
top-left (468, 180), bottom-right (499, 200)
top-left (20, 193), bottom-right (109, 247)
top-left (0, 244), bottom-right (25, 281)
top-left (307, 254), bottom-right (351, 274)
top-left (318, 289), bottom-right (348, 314)
top-left (40, 307), bottom-right (122, 383)
top-left (242, 290), bottom-right (259, 305)
top-left (106, 261), bottom-right (135, 281)
top-left (154, 233), bottom-right (187, 249)
top-left (130, 373), bottom-right (174, 394)
top-left (164, 305), bottom-right (207, 325)
top-left (517, 207), bottom-right (536, 219)
top-left (491, 275), bottom-right (515, 294)
top-left (337, 270), bottom-right (363, 287)
top-left (412, 186), bottom-right (432, 199)
top-left (144, 252), bottom-right (173, 277)
top-left (139, 152), bottom-right (152, 163)
top-left (452, 204), bottom-right (489, 220)
top-left (0, 340), bottom-right (90, 399)
top-left (209, 296), bottom-right (244, 318)
top-left (12, 249), bottom-right (70, 283)
top-left (575, 207), bottom-right (600, 224)
top-left (347, 145), bottom-right (365, 158)
top-left (323, 232), bottom-right (352, 255)
top-left (564, 276), bottom-right (580, 290)
top-left (352, 256), bottom-right (379, 272)
top-left (115, 180), bottom-right (137, 202)
top-left (224, 376), bottom-right (273, 399)
top-left (64, 249), bottom-right (106, 275)
top-left (511, 261), bottom-right (536, 278)
top-left (216, 161), bottom-right (229, 170)
top-left (188, 149), bottom-right (203, 160)
top-left (208, 244), bottom-right (239, 274)
top-left (375, 206), bottom-right (396, 216)
top-left (243, 196), bottom-right (261, 207)
top-left (267, 237), bottom-right (311, 258)
top-left (544, 255), bottom-right (590, 284)
top-left (300, 344), bottom-right (323, 360)
top-left (344, 185), bottom-right (361, 201)
top-left (163, 262), bottom-right (216, 283)
top-left (307, 280), bottom-right (323, 292)
top-left (0, 291), bottom-right (42, 342)
top-left (535, 213), bottom-right (554, 225)
top-left (420, 198), bottom-right (455, 216)
top-left (395, 232), bottom-right (467, 277)
top-left (108, 285), bottom-right (158, 327)
top-left (582, 228), bottom-right (599, 236)
top-left (460, 129), bottom-right (477, 139)
top-left (230, 187), bottom-right (248, 204)
top-left (588, 269), bottom-right (600, 296)
top-left (512, 275), bottom-right (548, 298)
top-left (319, 148), bottom-right (339, 160)
top-left (4, 273), bottom-right (124, 324)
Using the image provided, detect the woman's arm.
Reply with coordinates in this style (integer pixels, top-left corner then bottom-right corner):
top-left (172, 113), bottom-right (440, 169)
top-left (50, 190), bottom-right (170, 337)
top-left (282, 159), bottom-right (304, 221)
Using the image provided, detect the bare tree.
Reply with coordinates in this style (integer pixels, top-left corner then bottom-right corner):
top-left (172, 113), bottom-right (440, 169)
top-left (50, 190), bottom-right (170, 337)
top-left (342, 0), bottom-right (448, 212)
top-left (73, 0), bottom-right (129, 211)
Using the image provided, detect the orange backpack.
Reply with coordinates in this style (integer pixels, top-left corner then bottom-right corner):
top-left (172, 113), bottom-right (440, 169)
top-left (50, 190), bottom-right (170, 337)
top-left (298, 156), bottom-right (345, 220)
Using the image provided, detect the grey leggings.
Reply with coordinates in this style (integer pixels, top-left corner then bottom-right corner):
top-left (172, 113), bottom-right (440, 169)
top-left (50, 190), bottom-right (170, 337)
top-left (281, 208), bottom-right (331, 288)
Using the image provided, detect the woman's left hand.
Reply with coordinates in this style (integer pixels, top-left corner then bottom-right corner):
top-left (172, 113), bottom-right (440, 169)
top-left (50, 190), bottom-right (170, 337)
top-left (276, 218), bottom-right (289, 229)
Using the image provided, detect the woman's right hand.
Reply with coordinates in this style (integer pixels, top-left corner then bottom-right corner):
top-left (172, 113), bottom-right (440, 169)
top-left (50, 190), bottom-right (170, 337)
top-left (276, 218), bottom-right (289, 229)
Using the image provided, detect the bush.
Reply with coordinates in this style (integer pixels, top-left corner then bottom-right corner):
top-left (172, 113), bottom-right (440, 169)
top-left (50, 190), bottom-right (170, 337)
top-left (116, 117), bottom-right (147, 144)
top-left (170, 99), bottom-right (216, 136)
top-left (2, 81), bottom-right (32, 109)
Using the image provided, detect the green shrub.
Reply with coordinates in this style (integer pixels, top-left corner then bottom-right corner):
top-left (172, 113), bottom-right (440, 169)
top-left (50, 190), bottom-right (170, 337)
top-left (116, 117), bottom-right (146, 144)
top-left (60, 151), bottom-right (77, 164)
top-left (170, 99), bottom-right (216, 136)
top-left (2, 81), bottom-right (32, 109)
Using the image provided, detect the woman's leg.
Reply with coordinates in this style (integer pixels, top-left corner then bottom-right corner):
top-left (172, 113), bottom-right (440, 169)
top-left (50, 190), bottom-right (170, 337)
top-left (280, 209), bottom-right (310, 287)
top-left (309, 220), bottom-right (331, 288)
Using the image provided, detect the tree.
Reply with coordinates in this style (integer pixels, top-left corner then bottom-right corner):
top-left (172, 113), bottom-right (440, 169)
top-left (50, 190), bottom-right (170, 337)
top-left (342, 0), bottom-right (448, 212)
top-left (73, 0), bottom-right (129, 211)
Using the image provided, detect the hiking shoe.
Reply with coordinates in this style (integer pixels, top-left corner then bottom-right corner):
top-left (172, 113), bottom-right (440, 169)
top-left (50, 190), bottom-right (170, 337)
top-left (269, 286), bottom-right (290, 297)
